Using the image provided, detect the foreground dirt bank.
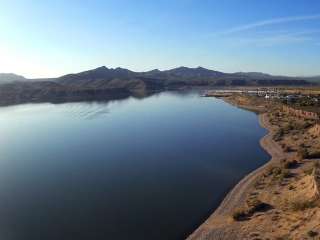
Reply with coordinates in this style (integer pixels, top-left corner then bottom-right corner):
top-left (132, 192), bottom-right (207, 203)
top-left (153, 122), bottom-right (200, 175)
top-left (187, 95), bottom-right (320, 240)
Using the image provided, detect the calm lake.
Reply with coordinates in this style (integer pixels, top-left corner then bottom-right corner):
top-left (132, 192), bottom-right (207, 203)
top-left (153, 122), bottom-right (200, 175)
top-left (0, 91), bottom-right (269, 240)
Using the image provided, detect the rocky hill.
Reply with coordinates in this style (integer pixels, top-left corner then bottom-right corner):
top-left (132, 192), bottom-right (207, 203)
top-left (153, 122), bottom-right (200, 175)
top-left (0, 66), bottom-right (313, 105)
top-left (55, 66), bottom-right (311, 88)
top-left (0, 73), bottom-right (26, 83)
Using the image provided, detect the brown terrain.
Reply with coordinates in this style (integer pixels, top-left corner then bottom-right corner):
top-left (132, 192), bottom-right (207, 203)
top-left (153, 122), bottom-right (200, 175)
top-left (187, 94), bottom-right (320, 240)
top-left (0, 66), bottom-right (312, 106)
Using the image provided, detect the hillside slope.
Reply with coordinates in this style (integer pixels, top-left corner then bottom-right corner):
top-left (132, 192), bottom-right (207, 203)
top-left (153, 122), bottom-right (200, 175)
top-left (0, 66), bottom-right (313, 105)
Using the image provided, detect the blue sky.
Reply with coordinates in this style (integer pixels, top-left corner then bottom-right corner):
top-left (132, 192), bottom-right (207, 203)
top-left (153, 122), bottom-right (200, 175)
top-left (0, 0), bottom-right (320, 78)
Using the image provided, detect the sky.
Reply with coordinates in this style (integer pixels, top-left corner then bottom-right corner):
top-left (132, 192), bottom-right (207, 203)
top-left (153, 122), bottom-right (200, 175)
top-left (0, 0), bottom-right (320, 78)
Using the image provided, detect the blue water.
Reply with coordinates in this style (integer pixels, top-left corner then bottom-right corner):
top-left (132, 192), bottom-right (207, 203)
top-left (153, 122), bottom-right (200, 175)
top-left (0, 92), bottom-right (269, 240)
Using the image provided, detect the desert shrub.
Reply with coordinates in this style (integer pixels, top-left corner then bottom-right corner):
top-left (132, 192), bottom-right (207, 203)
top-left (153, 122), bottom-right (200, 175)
top-left (275, 235), bottom-right (290, 240)
top-left (307, 230), bottom-right (318, 237)
top-left (304, 161), bottom-right (320, 175)
top-left (271, 166), bottom-right (282, 176)
top-left (290, 200), bottom-right (316, 211)
top-left (273, 129), bottom-right (284, 141)
top-left (297, 148), bottom-right (309, 160)
top-left (265, 165), bottom-right (278, 177)
top-left (283, 159), bottom-right (298, 169)
top-left (283, 146), bottom-right (293, 152)
top-left (279, 169), bottom-right (291, 180)
top-left (304, 167), bottom-right (314, 175)
top-left (291, 121), bottom-right (310, 130)
top-left (308, 151), bottom-right (320, 159)
top-left (253, 176), bottom-right (267, 190)
top-left (233, 200), bottom-right (272, 221)
top-left (302, 122), bottom-right (312, 129)
top-left (292, 135), bottom-right (299, 141)
top-left (268, 166), bottom-right (291, 181)
top-left (247, 198), bottom-right (260, 208)
top-left (283, 123), bottom-right (294, 132)
top-left (273, 112), bottom-right (280, 117)
top-left (232, 209), bottom-right (248, 221)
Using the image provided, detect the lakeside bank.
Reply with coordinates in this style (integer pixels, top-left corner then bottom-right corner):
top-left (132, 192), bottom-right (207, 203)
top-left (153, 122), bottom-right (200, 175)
top-left (187, 94), bottom-right (320, 240)
top-left (187, 97), bottom-right (283, 240)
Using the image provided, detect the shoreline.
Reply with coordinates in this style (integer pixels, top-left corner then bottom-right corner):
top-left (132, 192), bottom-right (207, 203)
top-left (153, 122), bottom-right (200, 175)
top-left (187, 99), bottom-right (285, 240)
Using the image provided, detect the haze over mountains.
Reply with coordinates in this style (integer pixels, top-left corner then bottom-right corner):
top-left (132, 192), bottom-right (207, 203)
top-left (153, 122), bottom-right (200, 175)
top-left (0, 66), bottom-right (316, 106)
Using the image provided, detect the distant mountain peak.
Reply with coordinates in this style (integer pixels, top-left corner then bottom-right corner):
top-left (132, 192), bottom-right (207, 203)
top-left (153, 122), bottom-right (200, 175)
top-left (94, 66), bottom-right (108, 70)
top-left (196, 66), bottom-right (206, 70)
top-left (172, 66), bottom-right (189, 70)
top-left (114, 67), bottom-right (131, 71)
top-left (146, 69), bottom-right (161, 73)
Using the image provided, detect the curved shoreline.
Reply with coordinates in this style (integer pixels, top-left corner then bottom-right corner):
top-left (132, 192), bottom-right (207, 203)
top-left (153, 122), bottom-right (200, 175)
top-left (187, 111), bottom-right (285, 239)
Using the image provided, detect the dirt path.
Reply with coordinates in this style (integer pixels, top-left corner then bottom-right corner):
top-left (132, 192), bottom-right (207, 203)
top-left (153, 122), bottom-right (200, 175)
top-left (186, 113), bottom-right (286, 240)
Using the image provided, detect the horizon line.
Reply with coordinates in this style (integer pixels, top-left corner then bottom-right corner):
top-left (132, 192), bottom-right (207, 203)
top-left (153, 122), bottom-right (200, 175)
top-left (1, 65), bottom-right (320, 79)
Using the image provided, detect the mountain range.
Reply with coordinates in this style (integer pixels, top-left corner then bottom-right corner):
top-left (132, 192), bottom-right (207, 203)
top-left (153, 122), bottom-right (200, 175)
top-left (0, 66), bottom-right (316, 106)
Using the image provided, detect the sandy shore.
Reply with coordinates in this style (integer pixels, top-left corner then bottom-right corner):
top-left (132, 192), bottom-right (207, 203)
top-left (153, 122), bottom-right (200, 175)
top-left (187, 105), bottom-right (286, 239)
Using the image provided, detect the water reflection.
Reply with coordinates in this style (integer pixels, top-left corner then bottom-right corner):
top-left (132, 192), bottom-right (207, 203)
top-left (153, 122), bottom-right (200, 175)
top-left (62, 102), bottom-right (110, 120)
